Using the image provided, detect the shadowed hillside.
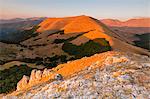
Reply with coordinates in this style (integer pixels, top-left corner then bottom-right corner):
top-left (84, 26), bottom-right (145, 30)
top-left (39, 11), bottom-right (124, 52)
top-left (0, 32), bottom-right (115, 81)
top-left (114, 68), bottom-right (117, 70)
top-left (0, 18), bottom-right (45, 43)
top-left (134, 33), bottom-right (150, 51)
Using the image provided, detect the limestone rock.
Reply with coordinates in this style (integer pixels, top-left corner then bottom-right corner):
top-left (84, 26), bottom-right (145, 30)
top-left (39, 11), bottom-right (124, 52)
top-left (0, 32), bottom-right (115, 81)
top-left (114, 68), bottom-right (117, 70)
top-left (35, 70), bottom-right (42, 80)
top-left (29, 69), bottom-right (37, 84)
top-left (17, 75), bottom-right (29, 91)
top-left (42, 68), bottom-right (52, 77)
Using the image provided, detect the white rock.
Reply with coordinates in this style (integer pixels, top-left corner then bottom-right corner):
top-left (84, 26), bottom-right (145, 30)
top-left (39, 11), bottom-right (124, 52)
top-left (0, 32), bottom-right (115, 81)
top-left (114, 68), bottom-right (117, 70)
top-left (29, 69), bottom-right (37, 82)
top-left (17, 75), bottom-right (29, 91)
top-left (35, 70), bottom-right (42, 80)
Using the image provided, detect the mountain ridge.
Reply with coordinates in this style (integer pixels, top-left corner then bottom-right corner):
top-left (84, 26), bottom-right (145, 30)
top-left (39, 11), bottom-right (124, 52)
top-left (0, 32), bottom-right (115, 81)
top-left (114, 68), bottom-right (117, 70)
top-left (2, 51), bottom-right (150, 98)
top-left (0, 17), bottom-right (47, 24)
top-left (0, 15), bottom-right (150, 64)
top-left (35, 15), bottom-right (150, 55)
top-left (101, 18), bottom-right (150, 27)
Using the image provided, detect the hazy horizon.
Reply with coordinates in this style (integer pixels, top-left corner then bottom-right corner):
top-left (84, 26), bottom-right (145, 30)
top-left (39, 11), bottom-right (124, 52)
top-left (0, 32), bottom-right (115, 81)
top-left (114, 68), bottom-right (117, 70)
top-left (0, 16), bottom-right (150, 22)
top-left (0, 0), bottom-right (149, 20)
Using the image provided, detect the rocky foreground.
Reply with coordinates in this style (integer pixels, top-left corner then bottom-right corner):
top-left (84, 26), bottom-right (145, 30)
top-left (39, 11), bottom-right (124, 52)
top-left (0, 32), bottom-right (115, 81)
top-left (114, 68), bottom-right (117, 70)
top-left (2, 51), bottom-right (150, 99)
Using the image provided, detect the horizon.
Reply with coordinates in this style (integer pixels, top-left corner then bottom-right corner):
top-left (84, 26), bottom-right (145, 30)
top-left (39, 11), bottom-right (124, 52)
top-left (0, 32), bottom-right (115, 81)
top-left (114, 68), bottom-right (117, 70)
top-left (0, 15), bottom-right (150, 22)
top-left (0, 0), bottom-right (149, 20)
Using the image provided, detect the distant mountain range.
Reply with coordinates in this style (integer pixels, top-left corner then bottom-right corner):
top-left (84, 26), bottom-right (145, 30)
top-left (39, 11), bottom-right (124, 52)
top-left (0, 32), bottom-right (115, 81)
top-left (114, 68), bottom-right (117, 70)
top-left (101, 18), bottom-right (150, 50)
top-left (0, 17), bottom-right (46, 43)
top-left (101, 18), bottom-right (150, 34)
top-left (101, 18), bottom-right (150, 27)
top-left (0, 17), bottom-right (47, 24)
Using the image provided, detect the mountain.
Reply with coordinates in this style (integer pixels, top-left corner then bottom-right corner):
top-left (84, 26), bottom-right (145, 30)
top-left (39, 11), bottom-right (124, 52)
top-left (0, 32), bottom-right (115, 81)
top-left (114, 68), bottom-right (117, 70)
top-left (5, 15), bottom-right (150, 60)
top-left (101, 18), bottom-right (150, 27)
top-left (34, 15), bottom-right (149, 55)
top-left (101, 18), bottom-right (150, 34)
top-left (101, 18), bottom-right (150, 50)
top-left (1, 15), bottom-right (150, 66)
top-left (0, 18), bottom-right (26, 24)
top-left (0, 15), bottom-right (112, 94)
top-left (2, 51), bottom-right (150, 98)
top-left (0, 17), bottom-right (46, 24)
top-left (0, 15), bottom-right (150, 94)
top-left (0, 17), bottom-right (46, 43)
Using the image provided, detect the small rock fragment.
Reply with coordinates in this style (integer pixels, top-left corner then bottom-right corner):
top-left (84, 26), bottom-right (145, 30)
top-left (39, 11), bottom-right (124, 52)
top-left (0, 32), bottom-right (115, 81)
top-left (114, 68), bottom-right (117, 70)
top-left (55, 74), bottom-right (63, 80)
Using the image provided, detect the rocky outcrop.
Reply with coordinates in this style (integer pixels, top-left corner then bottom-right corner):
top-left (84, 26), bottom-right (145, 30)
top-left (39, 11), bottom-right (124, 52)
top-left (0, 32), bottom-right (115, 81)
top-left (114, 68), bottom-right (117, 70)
top-left (17, 75), bottom-right (29, 91)
top-left (3, 51), bottom-right (150, 98)
top-left (29, 70), bottom-right (42, 84)
top-left (16, 69), bottom-right (55, 91)
top-left (42, 68), bottom-right (53, 77)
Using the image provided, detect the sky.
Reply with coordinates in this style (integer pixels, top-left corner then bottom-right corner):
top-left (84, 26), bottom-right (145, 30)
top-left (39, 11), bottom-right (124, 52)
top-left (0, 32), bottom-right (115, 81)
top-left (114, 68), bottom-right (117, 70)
top-left (0, 0), bottom-right (149, 20)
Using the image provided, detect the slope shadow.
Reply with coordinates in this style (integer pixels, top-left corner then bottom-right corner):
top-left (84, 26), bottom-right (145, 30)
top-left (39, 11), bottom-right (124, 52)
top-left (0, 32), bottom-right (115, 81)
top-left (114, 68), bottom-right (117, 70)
top-left (134, 33), bottom-right (150, 51)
